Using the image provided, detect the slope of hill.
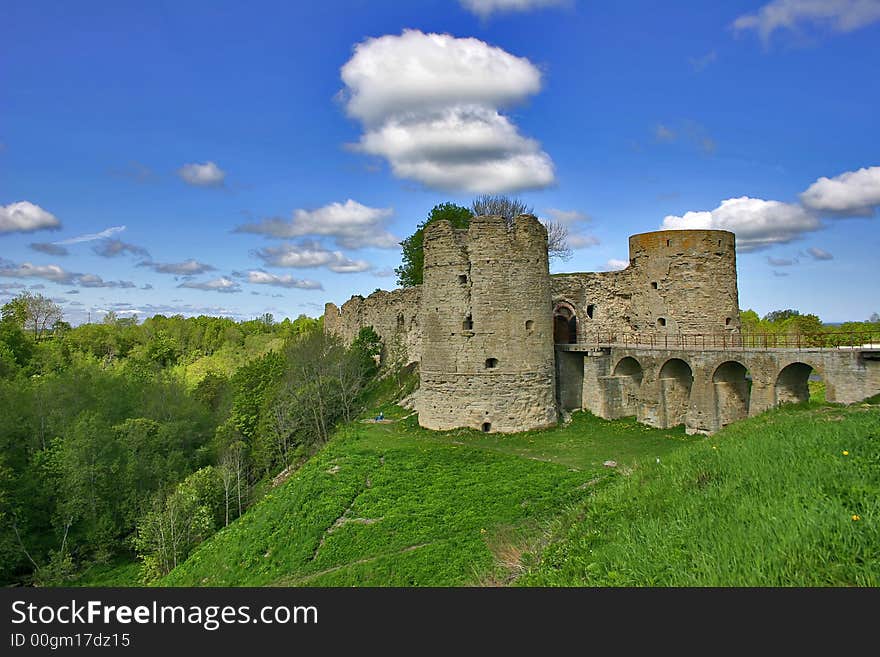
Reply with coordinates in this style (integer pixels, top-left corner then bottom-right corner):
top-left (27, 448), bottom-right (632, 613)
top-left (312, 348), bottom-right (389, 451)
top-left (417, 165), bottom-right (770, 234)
top-left (160, 409), bottom-right (695, 586)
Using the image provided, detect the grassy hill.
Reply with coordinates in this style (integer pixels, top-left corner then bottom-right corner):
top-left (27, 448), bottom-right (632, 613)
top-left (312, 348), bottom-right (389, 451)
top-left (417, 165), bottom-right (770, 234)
top-left (160, 406), bottom-right (695, 586)
top-left (159, 393), bottom-right (879, 587)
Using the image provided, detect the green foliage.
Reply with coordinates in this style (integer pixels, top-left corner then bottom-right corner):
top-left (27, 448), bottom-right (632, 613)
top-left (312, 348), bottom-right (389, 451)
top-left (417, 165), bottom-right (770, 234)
top-left (395, 202), bottom-right (472, 287)
top-left (134, 466), bottom-right (222, 583)
top-left (763, 308), bottom-right (801, 323)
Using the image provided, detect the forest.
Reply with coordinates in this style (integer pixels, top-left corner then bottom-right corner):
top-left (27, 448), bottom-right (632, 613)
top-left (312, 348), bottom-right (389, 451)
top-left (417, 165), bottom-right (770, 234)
top-left (0, 291), bottom-right (381, 586)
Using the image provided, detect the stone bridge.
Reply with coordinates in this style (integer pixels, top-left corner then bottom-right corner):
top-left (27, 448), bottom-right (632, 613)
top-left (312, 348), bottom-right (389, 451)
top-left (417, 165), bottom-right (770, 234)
top-left (556, 343), bottom-right (880, 434)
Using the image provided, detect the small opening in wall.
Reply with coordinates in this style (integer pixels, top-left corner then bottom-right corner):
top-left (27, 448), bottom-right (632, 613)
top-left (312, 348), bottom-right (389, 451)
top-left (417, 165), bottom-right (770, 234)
top-left (718, 239), bottom-right (722, 247)
top-left (657, 317), bottom-right (667, 327)
top-left (458, 274), bottom-right (467, 284)
top-left (485, 358), bottom-right (498, 369)
top-left (481, 422), bottom-right (491, 433)
top-left (586, 304), bottom-right (595, 319)
top-left (725, 317), bottom-right (732, 326)
top-left (651, 281), bottom-right (658, 290)
top-left (525, 320), bottom-right (534, 331)
top-left (666, 239), bottom-right (671, 247)
top-left (463, 315), bottom-right (473, 330)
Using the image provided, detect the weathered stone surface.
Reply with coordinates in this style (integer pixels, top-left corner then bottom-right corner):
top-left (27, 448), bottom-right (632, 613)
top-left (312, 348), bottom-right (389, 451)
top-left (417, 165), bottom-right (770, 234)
top-left (418, 214), bottom-right (557, 433)
top-left (324, 286), bottom-right (422, 366)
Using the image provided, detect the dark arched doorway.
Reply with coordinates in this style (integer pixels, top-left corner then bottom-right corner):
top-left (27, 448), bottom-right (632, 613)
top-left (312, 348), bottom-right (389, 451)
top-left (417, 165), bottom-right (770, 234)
top-left (553, 302), bottom-right (578, 344)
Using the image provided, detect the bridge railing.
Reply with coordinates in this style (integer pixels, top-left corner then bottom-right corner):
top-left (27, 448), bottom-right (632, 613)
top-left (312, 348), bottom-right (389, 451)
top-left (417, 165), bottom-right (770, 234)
top-left (578, 331), bottom-right (880, 351)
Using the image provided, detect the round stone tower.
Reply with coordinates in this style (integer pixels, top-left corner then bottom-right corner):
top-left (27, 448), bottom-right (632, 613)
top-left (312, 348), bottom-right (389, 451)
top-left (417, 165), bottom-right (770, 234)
top-left (418, 214), bottom-right (558, 433)
top-left (627, 229), bottom-right (740, 334)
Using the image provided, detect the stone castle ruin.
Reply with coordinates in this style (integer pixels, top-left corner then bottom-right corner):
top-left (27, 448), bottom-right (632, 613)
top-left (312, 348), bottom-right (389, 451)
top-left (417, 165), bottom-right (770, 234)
top-left (325, 215), bottom-right (880, 435)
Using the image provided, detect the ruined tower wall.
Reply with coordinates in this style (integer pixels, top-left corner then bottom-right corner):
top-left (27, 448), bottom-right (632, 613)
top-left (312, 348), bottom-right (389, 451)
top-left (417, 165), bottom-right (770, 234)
top-left (418, 214), bottom-right (558, 433)
top-left (323, 286), bottom-right (422, 365)
top-left (627, 229), bottom-right (740, 335)
top-left (550, 229), bottom-right (740, 340)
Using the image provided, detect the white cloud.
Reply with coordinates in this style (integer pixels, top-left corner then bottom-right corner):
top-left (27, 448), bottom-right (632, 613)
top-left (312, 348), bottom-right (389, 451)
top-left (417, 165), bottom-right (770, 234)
top-left (460, 0), bottom-right (568, 19)
top-left (603, 258), bottom-right (629, 271)
top-left (799, 165), bottom-right (880, 216)
top-left (76, 274), bottom-right (136, 289)
top-left (767, 256), bottom-right (797, 266)
top-left (55, 225), bottom-right (125, 245)
top-left (252, 242), bottom-right (371, 273)
top-left (340, 30), bottom-right (555, 193)
top-left (0, 262), bottom-right (75, 284)
top-left (807, 246), bottom-right (834, 260)
top-left (236, 199), bottom-right (398, 249)
top-left (93, 238), bottom-right (150, 258)
top-left (178, 161), bottom-right (226, 187)
top-left (0, 261), bottom-right (135, 288)
top-left (245, 270), bottom-right (323, 290)
top-left (733, 0), bottom-right (880, 43)
top-left (30, 242), bottom-right (69, 256)
top-left (0, 201), bottom-right (61, 234)
top-left (662, 197), bottom-right (820, 251)
top-left (689, 50), bottom-right (717, 72)
top-left (139, 259), bottom-right (216, 275)
top-left (374, 267), bottom-right (396, 278)
top-left (545, 208), bottom-right (598, 249)
top-left (545, 208), bottom-right (592, 225)
top-left (178, 277), bottom-right (241, 293)
top-left (655, 124), bottom-right (677, 142)
top-left (569, 234), bottom-right (601, 248)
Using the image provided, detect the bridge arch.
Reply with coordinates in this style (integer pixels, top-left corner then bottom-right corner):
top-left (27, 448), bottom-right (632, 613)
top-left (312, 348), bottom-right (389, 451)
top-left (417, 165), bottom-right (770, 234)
top-left (612, 356), bottom-right (643, 417)
top-left (553, 301), bottom-right (578, 344)
top-left (775, 361), bottom-right (822, 405)
top-left (659, 358), bottom-right (693, 428)
top-left (712, 360), bottom-right (751, 430)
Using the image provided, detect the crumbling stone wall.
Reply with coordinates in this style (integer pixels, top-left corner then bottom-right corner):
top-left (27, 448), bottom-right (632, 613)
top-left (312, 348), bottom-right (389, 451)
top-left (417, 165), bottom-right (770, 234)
top-left (417, 214), bottom-right (558, 433)
top-left (550, 229), bottom-right (741, 341)
top-left (323, 286), bottom-right (422, 365)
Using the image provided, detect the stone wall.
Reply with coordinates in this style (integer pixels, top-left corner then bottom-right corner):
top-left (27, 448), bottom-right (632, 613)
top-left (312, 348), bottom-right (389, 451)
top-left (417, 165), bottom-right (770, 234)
top-left (323, 286), bottom-right (422, 365)
top-left (418, 214), bottom-right (558, 433)
top-left (550, 229), bottom-right (741, 342)
top-left (567, 345), bottom-right (880, 435)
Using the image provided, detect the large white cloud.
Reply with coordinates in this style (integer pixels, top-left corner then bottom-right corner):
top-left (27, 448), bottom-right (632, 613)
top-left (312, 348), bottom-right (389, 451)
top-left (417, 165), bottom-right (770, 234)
top-left (460, 0), bottom-right (568, 19)
top-left (339, 30), bottom-right (555, 193)
top-left (236, 199), bottom-right (398, 249)
top-left (662, 197), bottom-right (821, 251)
top-left (252, 242), bottom-right (371, 273)
top-left (178, 161), bottom-right (226, 187)
top-left (799, 165), bottom-right (880, 216)
top-left (733, 0), bottom-right (880, 43)
top-left (0, 201), bottom-right (61, 234)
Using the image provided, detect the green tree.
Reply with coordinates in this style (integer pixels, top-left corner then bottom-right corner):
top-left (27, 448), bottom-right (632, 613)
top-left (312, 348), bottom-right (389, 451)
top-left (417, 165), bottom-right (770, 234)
top-left (1, 292), bottom-right (63, 340)
top-left (763, 309), bottom-right (800, 323)
top-left (395, 202), bottom-right (472, 287)
top-left (134, 467), bottom-right (222, 582)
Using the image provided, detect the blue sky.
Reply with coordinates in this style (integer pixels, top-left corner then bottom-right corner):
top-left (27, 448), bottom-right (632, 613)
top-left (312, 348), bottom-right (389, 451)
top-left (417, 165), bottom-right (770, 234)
top-left (2, 0), bottom-right (878, 324)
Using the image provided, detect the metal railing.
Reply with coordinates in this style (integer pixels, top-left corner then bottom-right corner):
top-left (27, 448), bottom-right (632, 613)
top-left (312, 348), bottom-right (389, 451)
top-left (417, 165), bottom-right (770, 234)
top-left (568, 331), bottom-right (880, 351)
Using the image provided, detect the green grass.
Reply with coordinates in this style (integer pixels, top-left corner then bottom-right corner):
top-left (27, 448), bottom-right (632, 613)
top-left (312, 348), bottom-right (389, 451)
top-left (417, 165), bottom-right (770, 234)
top-left (68, 559), bottom-right (142, 587)
top-left (159, 410), bottom-right (695, 587)
top-left (520, 402), bottom-right (880, 586)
